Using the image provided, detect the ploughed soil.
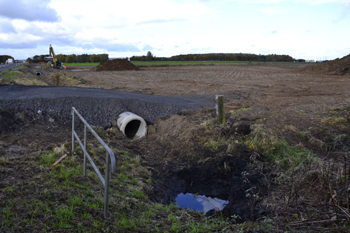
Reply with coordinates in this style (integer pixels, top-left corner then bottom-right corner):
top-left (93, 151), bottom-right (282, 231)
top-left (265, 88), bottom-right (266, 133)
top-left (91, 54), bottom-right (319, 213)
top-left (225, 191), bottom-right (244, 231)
top-left (1, 60), bottom-right (350, 231)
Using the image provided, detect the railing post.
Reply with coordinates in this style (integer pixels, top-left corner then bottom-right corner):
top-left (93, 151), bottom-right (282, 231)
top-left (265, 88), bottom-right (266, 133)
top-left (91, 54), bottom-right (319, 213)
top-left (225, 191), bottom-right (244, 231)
top-left (71, 107), bottom-right (116, 219)
top-left (72, 109), bottom-right (75, 153)
top-left (104, 151), bottom-right (110, 218)
top-left (83, 125), bottom-right (87, 177)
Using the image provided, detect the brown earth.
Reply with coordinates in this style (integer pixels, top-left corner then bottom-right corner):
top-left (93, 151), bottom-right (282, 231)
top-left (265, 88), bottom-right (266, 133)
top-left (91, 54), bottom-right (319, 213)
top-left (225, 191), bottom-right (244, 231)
top-left (303, 53), bottom-right (350, 76)
top-left (1, 62), bottom-right (350, 231)
top-left (90, 59), bottom-right (139, 72)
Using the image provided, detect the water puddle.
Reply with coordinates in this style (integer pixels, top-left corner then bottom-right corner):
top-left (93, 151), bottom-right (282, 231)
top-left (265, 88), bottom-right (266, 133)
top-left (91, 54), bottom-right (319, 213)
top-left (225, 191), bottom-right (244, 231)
top-left (175, 193), bottom-right (229, 213)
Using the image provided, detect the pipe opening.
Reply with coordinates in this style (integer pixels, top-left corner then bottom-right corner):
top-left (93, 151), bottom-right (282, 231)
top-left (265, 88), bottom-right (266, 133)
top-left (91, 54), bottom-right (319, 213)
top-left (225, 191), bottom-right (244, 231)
top-left (36, 72), bottom-right (41, 76)
top-left (125, 120), bottom-right (141, 138)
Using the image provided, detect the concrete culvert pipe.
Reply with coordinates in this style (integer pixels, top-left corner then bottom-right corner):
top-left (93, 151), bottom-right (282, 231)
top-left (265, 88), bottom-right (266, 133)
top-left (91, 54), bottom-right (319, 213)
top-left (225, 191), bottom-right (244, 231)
top-left (36, 72), bottom-right (41, 76)
top-left (117, 112), bottom-right (147, 138)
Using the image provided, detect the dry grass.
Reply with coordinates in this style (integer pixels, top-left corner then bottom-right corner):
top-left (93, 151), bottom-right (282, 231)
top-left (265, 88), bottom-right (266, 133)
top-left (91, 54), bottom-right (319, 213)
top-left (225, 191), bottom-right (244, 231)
top-left (52, 72), bottom-right (60, 86)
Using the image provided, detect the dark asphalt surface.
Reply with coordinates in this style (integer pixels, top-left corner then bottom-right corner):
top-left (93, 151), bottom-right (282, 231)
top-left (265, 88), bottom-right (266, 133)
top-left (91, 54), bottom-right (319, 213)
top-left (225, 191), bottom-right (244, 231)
top-left (0, 85), bottom-right (199, 105)
top-left (0, 64), bottom-right (20, 72)
top-left (0, 85), bottom-right (226, 127)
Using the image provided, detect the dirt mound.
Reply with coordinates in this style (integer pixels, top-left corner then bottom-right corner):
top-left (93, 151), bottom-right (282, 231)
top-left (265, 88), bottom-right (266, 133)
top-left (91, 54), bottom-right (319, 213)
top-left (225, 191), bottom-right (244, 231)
top-left (90, 59), bottom-right (140, 72)
top-left (302, 53), bottom-right (350, 75)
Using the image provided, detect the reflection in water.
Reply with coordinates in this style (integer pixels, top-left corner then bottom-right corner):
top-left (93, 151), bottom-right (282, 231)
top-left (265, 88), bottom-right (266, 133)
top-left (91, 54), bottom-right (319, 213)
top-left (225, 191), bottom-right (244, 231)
top-left (175, 193), bottom-right (228, 213)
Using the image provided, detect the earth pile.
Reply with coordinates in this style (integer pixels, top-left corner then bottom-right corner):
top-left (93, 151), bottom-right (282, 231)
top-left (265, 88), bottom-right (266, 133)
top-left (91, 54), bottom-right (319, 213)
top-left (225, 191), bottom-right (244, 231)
top-left (90, 59), bottom-right (140, 71)
top-left (303, 53), bottom-right (350, 76)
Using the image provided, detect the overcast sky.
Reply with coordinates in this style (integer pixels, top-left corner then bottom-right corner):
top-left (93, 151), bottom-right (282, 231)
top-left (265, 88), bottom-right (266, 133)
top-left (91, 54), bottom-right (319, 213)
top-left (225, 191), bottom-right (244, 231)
top-left (0, 0), bottom-right (349, 60)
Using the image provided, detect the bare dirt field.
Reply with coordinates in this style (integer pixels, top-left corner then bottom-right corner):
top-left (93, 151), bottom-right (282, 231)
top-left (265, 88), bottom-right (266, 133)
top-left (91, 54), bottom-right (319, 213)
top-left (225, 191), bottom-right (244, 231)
top-left (1, 62), bottom-right (350, 232)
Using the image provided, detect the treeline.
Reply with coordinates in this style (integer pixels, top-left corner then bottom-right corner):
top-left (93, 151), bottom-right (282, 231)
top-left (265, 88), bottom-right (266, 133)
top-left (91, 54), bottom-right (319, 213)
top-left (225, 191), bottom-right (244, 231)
top-left (0, 55), bottom-right (14, 63)
top-left (29, 54), bottom-right (109, 63)
top-left (130, 53), bottom-right (295, 62)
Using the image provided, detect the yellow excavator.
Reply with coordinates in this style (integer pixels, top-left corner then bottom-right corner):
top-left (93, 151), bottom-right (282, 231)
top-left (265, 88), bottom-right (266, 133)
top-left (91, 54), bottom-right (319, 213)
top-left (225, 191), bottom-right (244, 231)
top-left (45, 44), bottom-right (63, 69)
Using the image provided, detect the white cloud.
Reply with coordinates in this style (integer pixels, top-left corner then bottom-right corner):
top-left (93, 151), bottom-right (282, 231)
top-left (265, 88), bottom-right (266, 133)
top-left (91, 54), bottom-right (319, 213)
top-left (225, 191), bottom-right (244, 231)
top-left (0, 0), bottom-right (60, 22)
top-left (50, 0), bottom-right (210, 28)
top-left (0, 19), bottom-right (16, 33)
top-left (209, 0), bottom-right (350, 5)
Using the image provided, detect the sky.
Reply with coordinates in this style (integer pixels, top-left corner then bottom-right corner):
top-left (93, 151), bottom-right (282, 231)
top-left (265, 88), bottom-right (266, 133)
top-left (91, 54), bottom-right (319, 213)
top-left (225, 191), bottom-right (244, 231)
top-left (0, 0), bottom-right (349, 60)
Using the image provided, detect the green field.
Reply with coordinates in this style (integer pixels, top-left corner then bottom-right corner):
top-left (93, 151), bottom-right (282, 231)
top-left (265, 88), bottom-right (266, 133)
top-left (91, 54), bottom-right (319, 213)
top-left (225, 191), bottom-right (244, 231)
top-left (64, 63), bottom-right (99, 66)
top-left (64, 61), bottom-right (247, 67)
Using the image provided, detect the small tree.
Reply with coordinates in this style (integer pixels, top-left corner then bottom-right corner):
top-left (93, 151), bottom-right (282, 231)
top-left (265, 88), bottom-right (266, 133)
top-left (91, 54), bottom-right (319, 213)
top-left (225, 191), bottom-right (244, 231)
top-left (65, 55), bottom-right (73, 63)
top-left (90, 55), bottom-right (96, 63)
top-left (56, 54), bottom-right (64, 63)
top-left (100, 54), bottom-right (109, 63)
top-left (26, 58), bottom-right (33, 64)
top-left (93, 55), bottom-right (101, 63)
top-left (147, 51), bottom-right (153, 61)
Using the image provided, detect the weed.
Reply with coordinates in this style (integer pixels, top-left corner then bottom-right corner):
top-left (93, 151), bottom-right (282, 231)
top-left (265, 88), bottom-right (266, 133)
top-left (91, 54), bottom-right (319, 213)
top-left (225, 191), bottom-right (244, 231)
top-left (0, 156), bottom-right (9, 165)
top-left (168, 213), bottom-right (178, 223)
top-left (200, 118), bottom-right (216, 130)
top-left (2, 203), bottom-right (16, 224)
top-left (68, 195), bottom-right (83, 206)
top-left (118, 173), bottom-right (131, 183)
top-left (53, 144), bottom-right (66, 155)
top-left (171, 223), bottom-right (182, 232)
top-left (52, 73), bottom-right (60, 86)
top-left (55, 206), bottom-right (74, 228)
top-left (298, 130), bottom-right (310, 137)
top-left (40, 152), bottom-right (56, 165)
top-left (231, 107), bottom-right (251, 116)
top-left (3, 186), bottom-right (17, 194)
top-left (75, 183), bottom-right (86, 189)
top-left (88, 147), bottom-right (96, 157)
top-left (1, 70), bottom-right (19, 79)
top-left (243, 125), bottom-right (317, 170)
top-left (88, 202), bottom-right (101, 210)
top-left (204, 137), bottom-right (227, 150)
top-left (116, 217), bottom-right (138, 231)
top-left (81, 212), bottom-right (90, 220)
top-left (29, 180), bottom-right (36, 186)
top-left (130, 188), bottom-right (147, 199)
top-left (93, 220), bottom-right (101, 227)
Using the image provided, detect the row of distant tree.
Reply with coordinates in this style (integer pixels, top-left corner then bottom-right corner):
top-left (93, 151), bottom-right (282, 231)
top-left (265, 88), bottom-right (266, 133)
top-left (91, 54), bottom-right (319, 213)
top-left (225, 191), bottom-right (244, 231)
top-left (23, 51), bottom-right (302, 64)
top-left (27, 54), bottom-right (109, 64)
top-left (131, 52), bottom-right (296, 62)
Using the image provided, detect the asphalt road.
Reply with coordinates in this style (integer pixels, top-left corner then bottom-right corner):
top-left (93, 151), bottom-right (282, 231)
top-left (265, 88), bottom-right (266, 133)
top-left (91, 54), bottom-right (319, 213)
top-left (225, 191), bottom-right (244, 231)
top-left (0, 85), bottom-right (215, 126)
top-left (0, 63), bottom-right (21, 72)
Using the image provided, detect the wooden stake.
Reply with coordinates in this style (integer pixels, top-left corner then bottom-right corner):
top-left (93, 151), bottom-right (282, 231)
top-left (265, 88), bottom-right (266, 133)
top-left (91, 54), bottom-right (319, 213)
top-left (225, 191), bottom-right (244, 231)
top-left (216, 95), bottom-right (226, 124)
top-left (51, 153), bottom-right (68, 167)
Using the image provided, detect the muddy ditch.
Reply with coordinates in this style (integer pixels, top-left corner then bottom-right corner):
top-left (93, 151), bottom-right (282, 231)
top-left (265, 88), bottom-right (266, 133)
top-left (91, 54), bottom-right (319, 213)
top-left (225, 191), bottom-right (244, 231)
top-left (0, 90), bottom-right (276, 222)
top-left (103, 110), bottom-right (277, 222)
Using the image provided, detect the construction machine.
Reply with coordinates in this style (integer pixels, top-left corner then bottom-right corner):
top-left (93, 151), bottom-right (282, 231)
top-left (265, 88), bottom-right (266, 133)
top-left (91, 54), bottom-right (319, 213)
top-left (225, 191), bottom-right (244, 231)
top-left (45, 44), bottom-right (63, 69)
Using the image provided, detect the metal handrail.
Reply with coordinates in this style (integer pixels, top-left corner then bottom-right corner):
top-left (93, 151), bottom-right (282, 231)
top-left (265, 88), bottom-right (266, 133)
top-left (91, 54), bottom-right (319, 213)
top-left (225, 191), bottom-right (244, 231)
top-left (71, 107), bottom-right (116, 218)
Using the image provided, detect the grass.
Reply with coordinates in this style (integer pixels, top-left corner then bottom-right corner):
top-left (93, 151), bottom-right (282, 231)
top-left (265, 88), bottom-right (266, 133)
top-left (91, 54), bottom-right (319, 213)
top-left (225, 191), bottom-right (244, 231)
top-left (3, 144), bottom-right (258, 232)
top-left (230, 107), bottom-right (251, 116)
top-left (1, 70), bottom-right (18, 79)
top-left (199, 117), bottom-right (318, 170)
top-left (0, 69), bottom-right (47, 85)
top-left (243, 125), bottom-right (317, 170)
